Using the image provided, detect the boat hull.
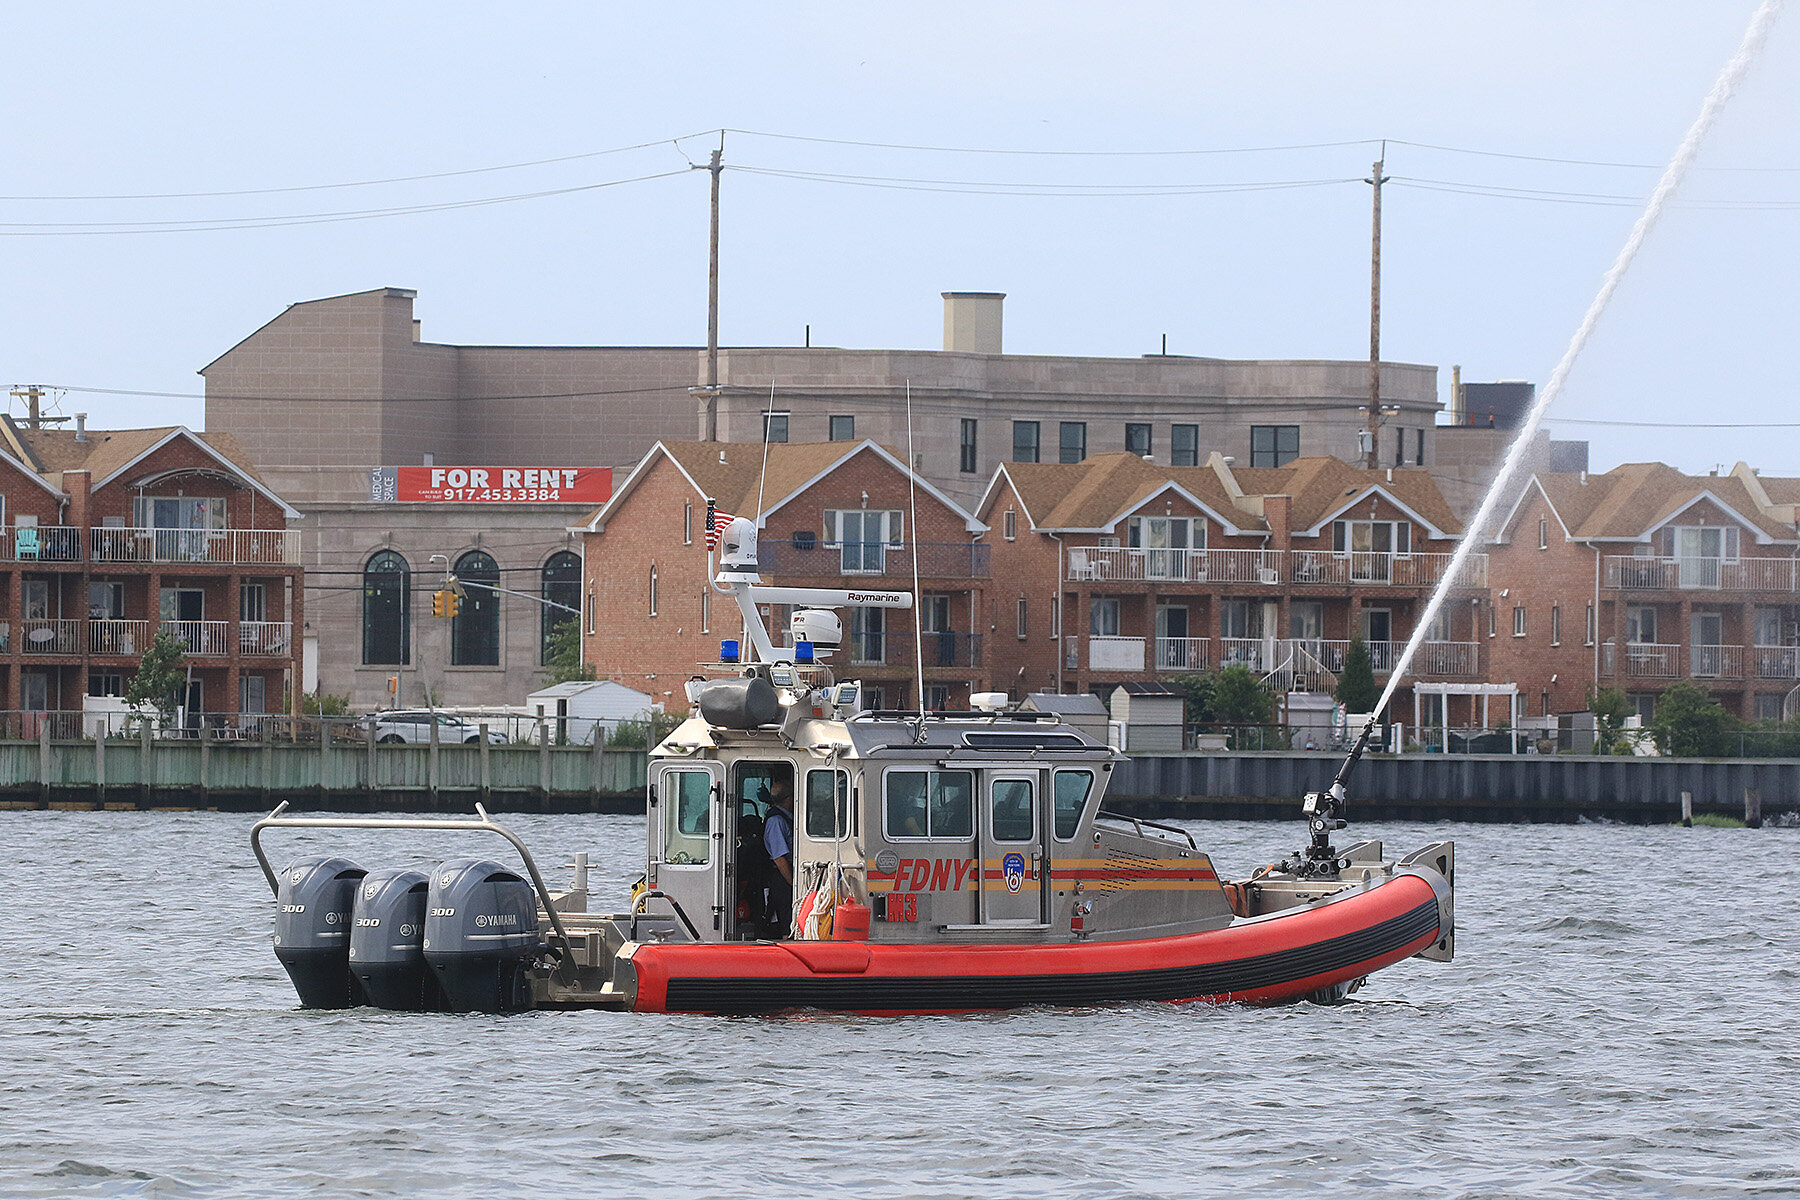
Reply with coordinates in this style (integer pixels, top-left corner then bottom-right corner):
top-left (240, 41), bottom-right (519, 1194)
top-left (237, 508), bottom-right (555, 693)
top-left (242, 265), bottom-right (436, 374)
top-left (618, 870), bottom-right (1446, 1015)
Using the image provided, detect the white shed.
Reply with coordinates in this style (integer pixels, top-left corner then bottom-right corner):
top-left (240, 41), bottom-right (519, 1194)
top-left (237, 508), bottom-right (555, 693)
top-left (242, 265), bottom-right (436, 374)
top-left (1019, 693), bottom-right (1110, 742)
top-left (1109, 682), bottom-right (1187, 753)
top-left (523, 680), bottom-right (661, 746)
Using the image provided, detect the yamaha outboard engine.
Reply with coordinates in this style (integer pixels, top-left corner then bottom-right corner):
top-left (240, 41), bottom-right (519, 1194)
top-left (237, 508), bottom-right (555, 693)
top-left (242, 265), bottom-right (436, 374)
top-left (349, 867), bottom-right (443, 1012)
top-left (274, 855), bottom-right (367, 1008)
top-left (422, 857), bottom-right (543, 1013)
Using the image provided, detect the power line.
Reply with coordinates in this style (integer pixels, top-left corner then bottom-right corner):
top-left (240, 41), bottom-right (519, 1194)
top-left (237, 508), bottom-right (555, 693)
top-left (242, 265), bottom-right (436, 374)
top-left (729, 164), bottom-right (1359, 197)
top-left (0, 132), bottom-right (715, 201)
top-left (725, 128), bottom-right (1380, 158)
top-left (0, 170), bottom-right (690, 237)
top-left (43, 382), bottom-right (695, 403)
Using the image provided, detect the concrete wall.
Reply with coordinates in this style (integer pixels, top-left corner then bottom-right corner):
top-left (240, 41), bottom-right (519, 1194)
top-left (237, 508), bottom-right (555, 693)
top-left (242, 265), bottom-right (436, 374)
top-left (1107, 751), bottom-right (1800, 822)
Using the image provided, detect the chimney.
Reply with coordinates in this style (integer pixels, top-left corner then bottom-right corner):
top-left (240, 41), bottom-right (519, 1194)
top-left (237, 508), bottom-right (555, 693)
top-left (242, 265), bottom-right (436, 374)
top-left (1264, 494), bottom-right (1292, 555)
top-left (412, 319), bottom-right (422, 342)
top-left (942, 292), bottom-right (1004, 354)
top-left (66, 469), bottom-right (91, 531)
top-left (74, 413), bottom-right (88, 442)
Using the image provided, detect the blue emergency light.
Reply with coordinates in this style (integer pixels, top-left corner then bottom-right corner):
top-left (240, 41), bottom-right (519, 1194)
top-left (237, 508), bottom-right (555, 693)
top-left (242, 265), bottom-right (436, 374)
top-left (795, 641), bottom-right (814, 663)
top-left (720, 639), bottom-right (739, 663)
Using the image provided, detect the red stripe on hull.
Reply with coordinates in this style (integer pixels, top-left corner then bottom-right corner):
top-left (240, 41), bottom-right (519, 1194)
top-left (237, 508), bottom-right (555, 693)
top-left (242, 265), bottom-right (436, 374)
top-left (625, 873), bottom-right (1441, 1014)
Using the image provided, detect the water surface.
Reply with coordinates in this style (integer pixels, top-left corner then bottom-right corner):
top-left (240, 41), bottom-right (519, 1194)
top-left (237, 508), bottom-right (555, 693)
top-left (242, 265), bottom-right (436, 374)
top-left (1, 812), bottom-right (1795, 1198)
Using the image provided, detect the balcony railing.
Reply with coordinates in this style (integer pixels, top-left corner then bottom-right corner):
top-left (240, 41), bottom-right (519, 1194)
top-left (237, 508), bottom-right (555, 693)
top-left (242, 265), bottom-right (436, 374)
top-left (239, 621), bottom-right (294, 656)
top-left (1604, 555), bottom-right (1800, 593)
top-left (90, 527), bottom-right (300, 566)
top-left (4, 526), bottom-right (84, 562)
top-left (1088, 635), bottom-right (1147, 672)
top-left (757, 541), bottom-right (989, 580)
top-left (89, 619), bottom-right (151, 656)
top-left (1153, 636), bottom-right (1211, 672)
top-left (165, 620), bottom-right (230, 656)
top-left (1753, 645), bottom-right (1800, 681)
top-left (1688, 644), bottom-right (1744, 679)
top-left (1602, 641), bottom-right (1682, 679)
top-left (21, 619), bottom-right (83, 654)
top-left (1065, 546), bottom-right (1488, 588)
top-left (1290, 551), bottom-right (1486, 589)
top-left (846, 631), bottom-right (982, 668)
top-left (1069, 547), bottom-right (1281, 585)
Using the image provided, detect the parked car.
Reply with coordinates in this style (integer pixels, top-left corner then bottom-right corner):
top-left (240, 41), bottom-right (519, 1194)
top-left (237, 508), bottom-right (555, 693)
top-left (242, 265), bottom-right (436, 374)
top-left (364, 710), bottom-right (508, 745)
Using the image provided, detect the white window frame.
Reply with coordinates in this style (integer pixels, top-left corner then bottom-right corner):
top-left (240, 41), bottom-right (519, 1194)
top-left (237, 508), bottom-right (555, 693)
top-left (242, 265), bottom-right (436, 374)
top-left (1512, 605), bottom-right (1526, 638)
top-left (1016, 597), bottom-right (1029, 640)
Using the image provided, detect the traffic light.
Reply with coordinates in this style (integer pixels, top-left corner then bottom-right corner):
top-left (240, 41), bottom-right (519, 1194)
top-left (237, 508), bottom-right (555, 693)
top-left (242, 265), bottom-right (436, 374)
top-left (432, 588), bottom-right (459, 618)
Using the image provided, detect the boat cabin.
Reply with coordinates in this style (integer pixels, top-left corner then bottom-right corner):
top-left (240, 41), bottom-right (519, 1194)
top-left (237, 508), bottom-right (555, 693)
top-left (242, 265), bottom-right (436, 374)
top-left (646, 708), bottom-right (1236, 945)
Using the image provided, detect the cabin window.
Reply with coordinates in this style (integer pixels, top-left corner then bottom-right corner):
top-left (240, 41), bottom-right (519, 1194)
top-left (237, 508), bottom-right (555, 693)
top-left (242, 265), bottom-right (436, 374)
top-left (1052, 770), bottom-right (1095, 840)
top-left (990, 779), bottom-right (1036, 842)
top-left (663, 770), bottom-right (712, 864)
top-left (805, 769), bottom-right (851, 840)
top-left (884, 769), bottom-right (973, 840)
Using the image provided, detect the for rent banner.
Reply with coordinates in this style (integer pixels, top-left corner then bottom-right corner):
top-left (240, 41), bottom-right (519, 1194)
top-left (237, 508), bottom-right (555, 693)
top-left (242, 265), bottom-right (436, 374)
top-left (369, 466), bottom-right (613, 504)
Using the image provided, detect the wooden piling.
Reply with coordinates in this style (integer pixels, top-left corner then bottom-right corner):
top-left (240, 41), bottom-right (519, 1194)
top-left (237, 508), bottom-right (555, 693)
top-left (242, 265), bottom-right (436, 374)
top-left (1680, 790), bottom-right (1693, 827)
top-left (1745, 786), bottom-right (1762, 829)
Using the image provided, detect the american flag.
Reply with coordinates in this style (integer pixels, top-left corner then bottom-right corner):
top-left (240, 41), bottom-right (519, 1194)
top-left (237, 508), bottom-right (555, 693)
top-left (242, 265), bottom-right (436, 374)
top-left (704, 499), bottom-right (738, 551)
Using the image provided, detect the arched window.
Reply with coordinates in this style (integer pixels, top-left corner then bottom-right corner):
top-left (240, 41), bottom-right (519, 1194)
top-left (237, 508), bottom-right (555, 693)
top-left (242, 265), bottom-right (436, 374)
top-left (541, 551), bottom-right (582, 665)
top-left (362, 550), bottom-right (410, 665)
top-left (451, 550), bottom-right (500, 666)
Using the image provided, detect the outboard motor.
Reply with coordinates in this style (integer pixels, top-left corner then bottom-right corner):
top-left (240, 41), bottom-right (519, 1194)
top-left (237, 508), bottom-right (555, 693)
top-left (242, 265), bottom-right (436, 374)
top-left (422, 857), bottom-right (543, 1013)
top-left (349, 867), bottom-right (442, 1012)
top-left (274, 855), bottom-right (367, 1008)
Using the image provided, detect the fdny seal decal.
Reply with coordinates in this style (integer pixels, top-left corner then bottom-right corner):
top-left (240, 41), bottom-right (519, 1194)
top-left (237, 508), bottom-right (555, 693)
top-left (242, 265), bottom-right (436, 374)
top-left (1003, 853), bottom-right (1026, 894)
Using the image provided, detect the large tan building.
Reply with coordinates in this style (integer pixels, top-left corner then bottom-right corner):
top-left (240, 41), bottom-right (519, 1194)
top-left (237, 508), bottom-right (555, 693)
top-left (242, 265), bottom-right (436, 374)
top-left (203, 287), bottom-right (1443, 710)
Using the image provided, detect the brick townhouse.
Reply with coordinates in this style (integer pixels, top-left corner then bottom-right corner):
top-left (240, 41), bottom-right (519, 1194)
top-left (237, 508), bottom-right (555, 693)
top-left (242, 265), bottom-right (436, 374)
top-left (0, 417), bottom-right (304, 728)
top-left (977, 453), bottom-right (1489, 713)
top-left (1487, 462), bottom-right (1800, 723)
top-left (580, 440), bottom-right (988, 711)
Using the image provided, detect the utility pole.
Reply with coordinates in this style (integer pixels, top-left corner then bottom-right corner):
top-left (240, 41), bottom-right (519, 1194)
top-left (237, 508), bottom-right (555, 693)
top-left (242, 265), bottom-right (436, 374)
top-left (11, 385), bottom-right (46, 430)
top-left (1363, 143), bottom-right (1390, 469)
top-left (693, 139), bottom-right (724, 439)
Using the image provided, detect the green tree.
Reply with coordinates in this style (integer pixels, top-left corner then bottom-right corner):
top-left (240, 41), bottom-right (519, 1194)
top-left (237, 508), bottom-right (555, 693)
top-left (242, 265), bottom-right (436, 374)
top-left (1166, 672), bottom-right (1218, 725)
top-left (1335, 635), bottom-right (1380, 714)
top-left (1650, 681), bottom-right (1739, 757)
top-left (606, 709), bottom-right (684, 749)
top-left (126, 631), bottom-right (187, 723)
top-left (1587, 685), bottom-right (1633, 754)
top-left (543, 617), bottom-right (594, 685)
top-left (1211, 663), bottom-right (1276, 725)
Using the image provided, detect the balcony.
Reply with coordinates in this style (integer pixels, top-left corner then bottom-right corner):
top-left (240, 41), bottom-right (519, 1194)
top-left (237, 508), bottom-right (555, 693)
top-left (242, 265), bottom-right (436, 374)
top-left (239, 621), bottom-right (294, 656)
top-left (165, 620), bottom-right (230, 656)
top-left (1068, 547), bottom-right (1281, 585)
top-left (1289, 551), bottom-right (1486, 589)
top-left (756, 540), bottom-right (989, 580)
top-left (1088, 636), bottom-right (1147, 672)
top-left (1602, 641), bottom-right (1682, 680)
top-left (1753, 645), bottom-right (1800, 681)
top-left (1064, 546), bottom-right (1488, 588)
top-left (90, 527), bottom-right (300, 567)
top-left (847, 631), bottom-right (982, 668)
top-left (90, 619), bottom-right (150, 656)
top-left (21, 619), bottom-right (83, 654)
top-left (1153, 636), bottom-right (1211, 672)
top-left (1604, 555), bottom-right (1800, 593)
top-left (4, 526), bottom-right (84, 562)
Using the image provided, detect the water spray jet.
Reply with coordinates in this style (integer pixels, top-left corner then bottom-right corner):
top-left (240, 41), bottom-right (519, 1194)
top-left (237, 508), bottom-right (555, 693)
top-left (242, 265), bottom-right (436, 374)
top-left (1301, 0), bottom-right (1787, 862)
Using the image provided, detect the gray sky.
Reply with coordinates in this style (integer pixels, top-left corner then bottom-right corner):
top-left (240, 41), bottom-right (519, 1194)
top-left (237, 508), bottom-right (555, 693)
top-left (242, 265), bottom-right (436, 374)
top-left (4, 2), bottom-right (1796, 475)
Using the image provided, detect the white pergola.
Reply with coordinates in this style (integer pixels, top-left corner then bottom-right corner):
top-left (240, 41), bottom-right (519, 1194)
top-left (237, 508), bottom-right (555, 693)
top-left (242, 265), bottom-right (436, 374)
top-left (1413, 682), bottom-right (1521, 754)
